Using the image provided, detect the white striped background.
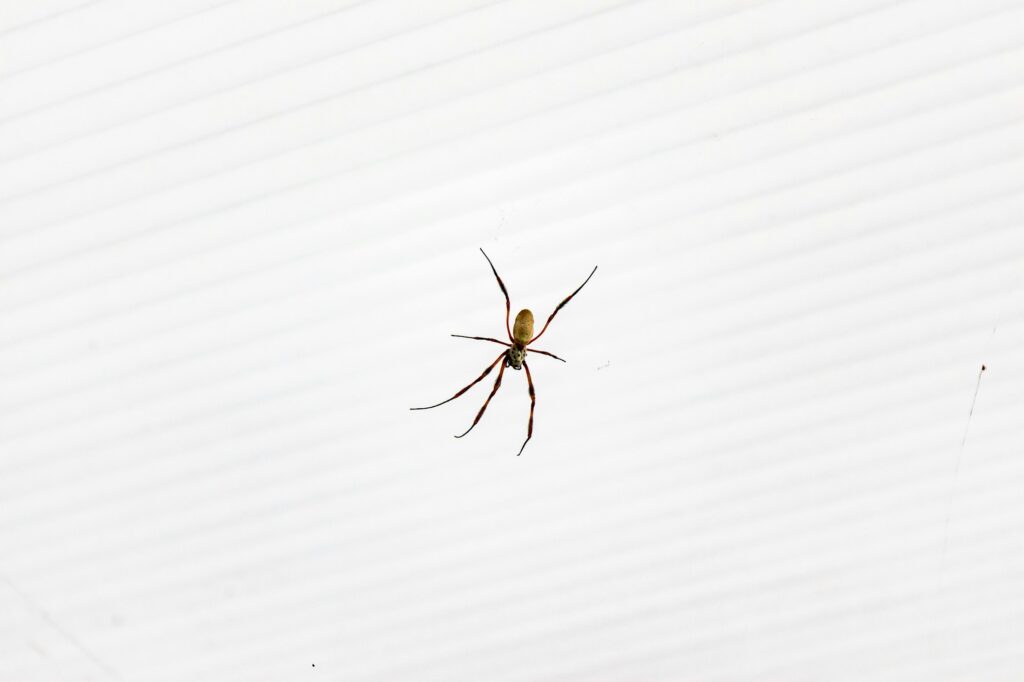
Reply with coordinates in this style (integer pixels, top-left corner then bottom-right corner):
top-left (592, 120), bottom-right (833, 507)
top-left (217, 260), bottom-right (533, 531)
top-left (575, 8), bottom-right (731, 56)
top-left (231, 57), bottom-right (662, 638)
top-left (1, 0), bottom-right (1023, 680)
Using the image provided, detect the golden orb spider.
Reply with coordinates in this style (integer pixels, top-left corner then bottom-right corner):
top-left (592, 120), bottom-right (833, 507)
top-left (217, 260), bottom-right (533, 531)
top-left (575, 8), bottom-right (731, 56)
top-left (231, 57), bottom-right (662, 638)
top-left (411, 248), bottom-right (597, 456)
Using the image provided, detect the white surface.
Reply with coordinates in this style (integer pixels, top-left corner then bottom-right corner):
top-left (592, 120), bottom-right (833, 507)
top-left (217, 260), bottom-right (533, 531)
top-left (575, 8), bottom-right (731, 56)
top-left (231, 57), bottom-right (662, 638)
top-left (2, 0), bottom-right (1024, 680)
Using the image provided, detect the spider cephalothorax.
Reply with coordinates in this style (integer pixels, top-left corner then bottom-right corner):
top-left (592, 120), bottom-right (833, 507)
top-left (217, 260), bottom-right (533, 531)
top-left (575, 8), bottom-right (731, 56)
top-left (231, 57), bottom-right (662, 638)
top-left (411, 249), bottom-right (597, 455)
top-left (507, 344), bottom-right (527, 370)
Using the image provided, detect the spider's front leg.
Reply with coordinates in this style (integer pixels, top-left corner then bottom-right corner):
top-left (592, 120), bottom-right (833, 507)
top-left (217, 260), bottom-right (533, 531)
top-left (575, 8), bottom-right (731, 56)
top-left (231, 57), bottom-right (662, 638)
top-left (517, 361), bottom-right (536, 456)
top-left (410, 351), bottom-right (506, 411)
top-left (455, 359), bottom-right (507, 439)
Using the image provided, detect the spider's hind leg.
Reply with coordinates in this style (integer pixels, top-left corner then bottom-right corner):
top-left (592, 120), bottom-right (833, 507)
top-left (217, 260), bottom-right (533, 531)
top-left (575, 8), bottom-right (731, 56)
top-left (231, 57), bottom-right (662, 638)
top-left (480, 248), bottom-right (514, 343)
top-left (529, 265), bottom-right (598, 344)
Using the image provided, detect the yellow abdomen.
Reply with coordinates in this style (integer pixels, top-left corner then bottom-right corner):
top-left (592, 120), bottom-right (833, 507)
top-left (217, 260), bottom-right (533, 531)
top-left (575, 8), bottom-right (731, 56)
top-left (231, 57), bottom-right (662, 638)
top-left (513, 309), bottom-right (534, 347)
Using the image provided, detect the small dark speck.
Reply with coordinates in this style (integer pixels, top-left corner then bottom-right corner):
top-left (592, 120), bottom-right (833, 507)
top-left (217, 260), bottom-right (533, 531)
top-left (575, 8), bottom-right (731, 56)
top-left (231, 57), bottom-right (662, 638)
top-left (982, 364), bottom-right (987, 371)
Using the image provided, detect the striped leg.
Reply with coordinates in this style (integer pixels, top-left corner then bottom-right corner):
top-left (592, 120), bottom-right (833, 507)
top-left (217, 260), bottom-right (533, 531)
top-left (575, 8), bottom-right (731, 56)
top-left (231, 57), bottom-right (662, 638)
top-left (410, 351), bottom-right (506, 411)
top-left (527, 348), bottom-right (565, 362)
top-left (450, 335), bottom-right (562, 362)
top-left (455, 359), bottom-right (507, 438)
top-left (480, 248), bottom-right (513, 343)
top-left (451, 334), bottom-right (510, 347)
top-left (529, 265), bottom-right (598, 344)
top-left (517, 361), bottom-right (536, 456)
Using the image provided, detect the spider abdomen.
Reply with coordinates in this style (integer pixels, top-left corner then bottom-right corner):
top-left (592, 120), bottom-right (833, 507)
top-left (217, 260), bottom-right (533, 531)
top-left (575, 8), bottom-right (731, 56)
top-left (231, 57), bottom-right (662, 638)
top-left (513, 309), bottom-right (534, 347)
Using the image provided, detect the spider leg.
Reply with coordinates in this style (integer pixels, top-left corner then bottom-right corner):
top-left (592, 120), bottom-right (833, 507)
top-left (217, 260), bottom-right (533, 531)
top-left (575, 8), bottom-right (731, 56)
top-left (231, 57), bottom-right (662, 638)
top-left (527, 348), bottom-right (565, 362)
top-left (517, 361), bottom-right (536, 456)
top-left (410, 351), bottom-right (506, 411)
top-left (480, 248), bottom-right (513, 343)
top-left (529, 265), bottom-right (598, 344)
top-left (451, 334), bottom-right (510, 347)
top-left (455, 359), bottom-right (506, 439)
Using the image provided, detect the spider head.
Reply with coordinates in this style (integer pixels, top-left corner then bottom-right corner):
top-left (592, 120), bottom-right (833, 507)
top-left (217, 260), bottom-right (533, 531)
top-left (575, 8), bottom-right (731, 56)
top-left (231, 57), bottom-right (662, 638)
top-left (507, 346), bottom-right (526, 370)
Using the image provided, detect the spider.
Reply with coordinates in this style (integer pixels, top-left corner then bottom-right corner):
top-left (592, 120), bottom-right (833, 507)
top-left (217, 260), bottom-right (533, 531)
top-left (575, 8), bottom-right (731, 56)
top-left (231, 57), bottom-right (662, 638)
top-left (411, 248), bottom-right (598, 456)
